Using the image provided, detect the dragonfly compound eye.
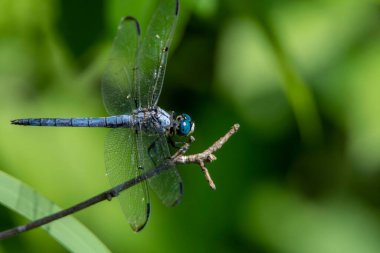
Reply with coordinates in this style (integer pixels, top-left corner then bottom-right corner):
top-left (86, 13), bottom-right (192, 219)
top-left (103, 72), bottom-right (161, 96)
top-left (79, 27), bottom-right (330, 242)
top-left (178, 113), bottom-right (193, 136)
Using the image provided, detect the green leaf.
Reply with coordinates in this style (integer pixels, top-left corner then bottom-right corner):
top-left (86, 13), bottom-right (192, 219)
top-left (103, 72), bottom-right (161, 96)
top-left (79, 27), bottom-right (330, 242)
top-left (0, 171), bottom-right (111, 253)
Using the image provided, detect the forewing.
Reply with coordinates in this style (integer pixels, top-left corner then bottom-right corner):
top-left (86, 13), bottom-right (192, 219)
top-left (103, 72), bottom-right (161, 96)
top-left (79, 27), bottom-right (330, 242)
top-left (104, 129), bottom-right (150, 232)
top-left (142, 132), bottom-right (183, 207)
top-left (102, 17), bottom-right (140, 115)
top-left (136, 0), bottom-right (179, 108)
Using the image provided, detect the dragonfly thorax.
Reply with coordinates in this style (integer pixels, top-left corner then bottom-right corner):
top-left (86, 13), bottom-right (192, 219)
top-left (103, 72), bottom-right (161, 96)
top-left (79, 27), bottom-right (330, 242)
top-left (132, 107), bottom-right (173, 135)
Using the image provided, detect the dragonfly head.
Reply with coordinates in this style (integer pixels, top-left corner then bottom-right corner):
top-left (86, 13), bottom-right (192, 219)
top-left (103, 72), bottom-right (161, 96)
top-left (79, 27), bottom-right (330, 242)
top-left (176, 113), bottom-right (194, 136)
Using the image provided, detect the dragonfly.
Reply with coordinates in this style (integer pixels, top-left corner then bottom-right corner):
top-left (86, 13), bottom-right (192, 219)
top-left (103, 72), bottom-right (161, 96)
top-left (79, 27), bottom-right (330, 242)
top-left (11, 0), bottom-right (194, 232)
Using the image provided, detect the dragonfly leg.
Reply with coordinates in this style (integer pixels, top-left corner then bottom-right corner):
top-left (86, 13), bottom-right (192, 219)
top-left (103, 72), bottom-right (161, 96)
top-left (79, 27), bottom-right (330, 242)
top-left (168, 135), bottom-right (186, 149)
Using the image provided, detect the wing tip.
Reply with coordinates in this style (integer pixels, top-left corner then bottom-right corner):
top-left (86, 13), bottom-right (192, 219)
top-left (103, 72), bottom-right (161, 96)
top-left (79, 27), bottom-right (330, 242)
top-left (121, 16), bottom-right (141, 35)
top-left (175, 0), bottom-right (179, 16)
top-left (131, 224), bottom-right (146, 232)
top-left (166, 182), bottom-right (184, 207)
top-left (130, 203), bottom-right (151, 232)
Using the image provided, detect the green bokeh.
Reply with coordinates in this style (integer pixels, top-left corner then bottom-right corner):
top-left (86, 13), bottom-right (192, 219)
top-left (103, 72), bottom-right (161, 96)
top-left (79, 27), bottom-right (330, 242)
top-left (1, 0), bottom-right (380, 252)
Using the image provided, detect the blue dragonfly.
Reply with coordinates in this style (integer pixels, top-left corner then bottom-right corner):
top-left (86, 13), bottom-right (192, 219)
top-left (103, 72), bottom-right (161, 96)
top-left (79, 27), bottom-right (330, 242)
top-left (11, 0), bottom-right (194, 232)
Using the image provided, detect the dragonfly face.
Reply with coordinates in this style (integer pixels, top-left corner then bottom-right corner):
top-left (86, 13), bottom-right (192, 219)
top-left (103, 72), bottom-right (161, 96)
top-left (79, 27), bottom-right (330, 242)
top-left (175, 113), bottom-right (194, 136)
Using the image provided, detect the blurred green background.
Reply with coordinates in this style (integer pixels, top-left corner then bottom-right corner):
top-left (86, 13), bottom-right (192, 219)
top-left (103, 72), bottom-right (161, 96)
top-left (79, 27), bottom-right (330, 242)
top-left (1, 0), bottom-right (380, 252)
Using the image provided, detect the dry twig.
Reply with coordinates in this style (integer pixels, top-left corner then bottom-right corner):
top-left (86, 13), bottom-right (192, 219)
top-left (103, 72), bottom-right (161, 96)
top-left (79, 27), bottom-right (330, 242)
top-left (173, 123), bottom-right (240, 189)
top-left (0, 123), bottom-right (240, 240)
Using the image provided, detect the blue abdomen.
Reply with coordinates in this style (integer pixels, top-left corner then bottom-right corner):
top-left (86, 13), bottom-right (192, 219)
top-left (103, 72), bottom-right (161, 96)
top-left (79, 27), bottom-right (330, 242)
top-left (11, 115), bottom-right (132, 128)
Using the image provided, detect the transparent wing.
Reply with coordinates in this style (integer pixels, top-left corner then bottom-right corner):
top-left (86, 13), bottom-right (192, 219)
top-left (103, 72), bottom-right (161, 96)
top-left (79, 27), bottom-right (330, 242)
top-left (102, 17), bottom-right (140, 115)
top-left (142, 132), bottom-right (183, 207)
top-left (104, 128), bottom-right (150, 232)
top-left (136, 0), bottom-right (179, 108)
